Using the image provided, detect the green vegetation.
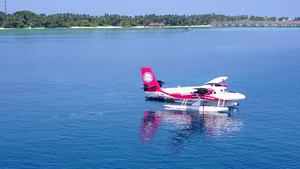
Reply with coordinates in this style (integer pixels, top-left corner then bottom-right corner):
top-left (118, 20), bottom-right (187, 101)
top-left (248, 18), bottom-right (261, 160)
top-left (0, 10), bottom-right (299, 28)
top-left (278, 16), bottom-right (290, 21)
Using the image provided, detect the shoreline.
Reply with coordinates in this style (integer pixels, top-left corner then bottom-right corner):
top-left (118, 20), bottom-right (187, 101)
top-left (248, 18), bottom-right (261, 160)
top-left (70, 25), bottom-right (212, 29)
top-left (1, 24), bottom-right (300, 30)
top-left (0, 25), bottom-right (212, 30)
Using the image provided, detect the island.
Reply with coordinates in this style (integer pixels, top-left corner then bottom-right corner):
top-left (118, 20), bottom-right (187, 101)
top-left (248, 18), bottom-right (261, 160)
top-left (1, 10), bottom-right (300, 29)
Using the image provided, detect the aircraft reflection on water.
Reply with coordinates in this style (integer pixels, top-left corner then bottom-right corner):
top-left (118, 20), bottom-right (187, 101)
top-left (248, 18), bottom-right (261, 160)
top-left (140, 110), bottom-right (243, 147)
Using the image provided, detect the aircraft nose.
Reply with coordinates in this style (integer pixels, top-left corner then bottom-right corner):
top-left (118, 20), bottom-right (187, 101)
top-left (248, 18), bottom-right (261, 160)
top-left (237, 93), bottom-right (246, 100)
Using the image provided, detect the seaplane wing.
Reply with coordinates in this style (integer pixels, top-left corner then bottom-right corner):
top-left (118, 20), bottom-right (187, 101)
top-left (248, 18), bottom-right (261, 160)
top-left (205, 76), bottom-right (228, 84)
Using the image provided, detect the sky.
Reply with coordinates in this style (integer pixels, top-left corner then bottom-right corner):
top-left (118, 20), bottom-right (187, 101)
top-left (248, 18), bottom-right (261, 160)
top-left (2, 0), bottom-right (300, 18)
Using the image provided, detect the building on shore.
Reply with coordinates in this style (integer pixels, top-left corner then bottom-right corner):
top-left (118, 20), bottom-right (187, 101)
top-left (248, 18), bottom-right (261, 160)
top-left (209, 20), bottom-right (300, 27)
top-left (149, 23), bottom-right (165, 28)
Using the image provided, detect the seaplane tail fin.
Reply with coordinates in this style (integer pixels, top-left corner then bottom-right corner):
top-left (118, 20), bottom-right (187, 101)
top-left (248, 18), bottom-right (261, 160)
top-left (141, 67), bottom-right (162, 92)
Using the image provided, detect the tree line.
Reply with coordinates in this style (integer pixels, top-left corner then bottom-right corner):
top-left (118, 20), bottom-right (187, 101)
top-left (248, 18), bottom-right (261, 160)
top-left (0, 10), bottom-right (298, 28)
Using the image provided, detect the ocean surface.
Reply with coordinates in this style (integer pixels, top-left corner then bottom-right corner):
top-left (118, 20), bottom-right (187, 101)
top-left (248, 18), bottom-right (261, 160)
top-left (0, 28), bottom-right (300, 169)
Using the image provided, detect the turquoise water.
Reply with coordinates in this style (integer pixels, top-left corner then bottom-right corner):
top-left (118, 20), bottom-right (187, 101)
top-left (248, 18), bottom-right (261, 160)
top-left (0, 28), bottom-right (300, 168)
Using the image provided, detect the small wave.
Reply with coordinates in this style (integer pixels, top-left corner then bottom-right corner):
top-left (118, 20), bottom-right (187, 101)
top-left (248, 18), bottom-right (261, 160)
top-left (70, 112), bottom-right (103, 119)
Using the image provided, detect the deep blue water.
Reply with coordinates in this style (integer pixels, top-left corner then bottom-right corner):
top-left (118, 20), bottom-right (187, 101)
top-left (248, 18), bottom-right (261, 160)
top-left (0, 28), bottom-right (300, 168)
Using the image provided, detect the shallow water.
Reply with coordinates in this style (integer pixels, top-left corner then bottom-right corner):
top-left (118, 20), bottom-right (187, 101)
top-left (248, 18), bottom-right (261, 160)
top-left (0, 28), bottom-right (300, 168)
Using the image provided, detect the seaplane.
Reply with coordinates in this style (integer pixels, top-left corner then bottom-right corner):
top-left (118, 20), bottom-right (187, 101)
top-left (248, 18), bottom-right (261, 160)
top-left (141, 67), bottom-right (246, 112)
